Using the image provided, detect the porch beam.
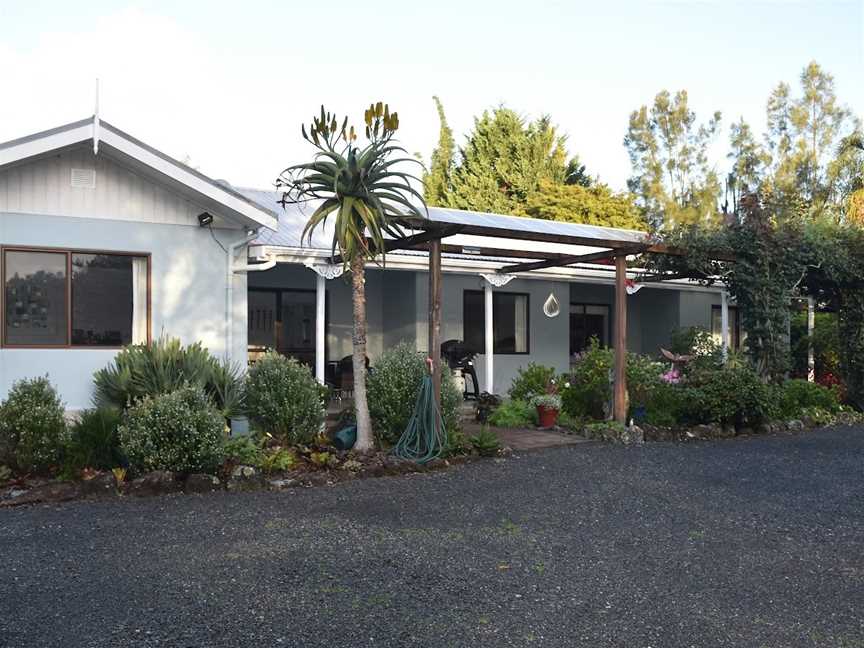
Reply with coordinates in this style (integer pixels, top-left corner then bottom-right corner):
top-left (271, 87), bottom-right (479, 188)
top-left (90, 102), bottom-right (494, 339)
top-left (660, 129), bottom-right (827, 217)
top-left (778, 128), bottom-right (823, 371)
top-left (721, 289), bottom-right (730, 361)
top-left (484, 279), bottom-right (494, 394)
top-left (807, 296), bottom-right (816, 382)
top-left (497, 245), bottom-right (647, 274)
top-left (613, 253), bottom-right (629, 425)
top-left (428, 238), bottom-right (443, 407)
top-left (328, 226), bottom-right (463, 265)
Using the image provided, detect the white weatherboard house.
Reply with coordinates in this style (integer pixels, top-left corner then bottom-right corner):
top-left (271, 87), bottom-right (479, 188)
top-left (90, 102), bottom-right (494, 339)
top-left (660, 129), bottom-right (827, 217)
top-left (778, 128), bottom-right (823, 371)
top-left (0, 118), bottom-right (738, 409)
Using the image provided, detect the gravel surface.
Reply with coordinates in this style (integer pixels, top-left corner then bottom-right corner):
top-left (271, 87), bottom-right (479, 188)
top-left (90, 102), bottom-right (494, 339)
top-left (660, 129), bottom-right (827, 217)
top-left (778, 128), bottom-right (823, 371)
top-left (2, 427), bottom-right (863, 648)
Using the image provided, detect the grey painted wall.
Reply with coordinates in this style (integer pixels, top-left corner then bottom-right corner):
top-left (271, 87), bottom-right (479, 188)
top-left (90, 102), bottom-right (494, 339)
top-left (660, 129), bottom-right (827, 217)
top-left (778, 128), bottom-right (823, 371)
top-left (0, 212), bottom-right (249, 409)
top-left (679, 290), bottom-right (722, 330)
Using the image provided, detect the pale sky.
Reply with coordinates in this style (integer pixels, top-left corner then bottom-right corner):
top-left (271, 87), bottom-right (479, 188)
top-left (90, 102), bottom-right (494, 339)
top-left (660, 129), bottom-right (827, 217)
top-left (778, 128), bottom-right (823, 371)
top-left (0, 0), bottom-right (861, 192)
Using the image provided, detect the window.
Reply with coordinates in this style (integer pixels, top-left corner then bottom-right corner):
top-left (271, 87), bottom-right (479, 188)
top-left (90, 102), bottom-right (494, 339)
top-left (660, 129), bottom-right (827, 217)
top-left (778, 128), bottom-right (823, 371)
top-left (463, 290), bottom-right (529, 354)
top-left (711, 305), bottom-right (743, 349)
top-left (2, 248), bottom-right (149, 348)
top-left (248, 289), bottom-right (321, 368)
top-left (570, 303), bottom-right (610, 356)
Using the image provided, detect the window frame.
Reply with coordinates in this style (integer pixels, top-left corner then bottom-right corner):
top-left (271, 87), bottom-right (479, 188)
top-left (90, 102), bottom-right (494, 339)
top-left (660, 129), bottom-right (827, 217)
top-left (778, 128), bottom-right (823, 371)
top-left (463, 289), bottom-right (531, 356)
top-left (1, 245), bottom-right (151, 349)
top-left (569, 302), bottom-right (612, 355)
top-left (711, 304), bottom-right (742, 350)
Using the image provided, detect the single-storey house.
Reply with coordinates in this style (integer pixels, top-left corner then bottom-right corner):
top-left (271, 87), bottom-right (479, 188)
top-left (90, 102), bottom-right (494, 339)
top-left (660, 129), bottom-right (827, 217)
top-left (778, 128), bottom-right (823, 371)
top-left (0, 117), bottom-right (738, 409)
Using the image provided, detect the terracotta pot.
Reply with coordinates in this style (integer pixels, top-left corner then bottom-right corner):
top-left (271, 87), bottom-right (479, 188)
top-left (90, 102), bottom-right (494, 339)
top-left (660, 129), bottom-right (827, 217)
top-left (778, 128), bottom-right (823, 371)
top-left (536, 405), bottom-right (559, 428)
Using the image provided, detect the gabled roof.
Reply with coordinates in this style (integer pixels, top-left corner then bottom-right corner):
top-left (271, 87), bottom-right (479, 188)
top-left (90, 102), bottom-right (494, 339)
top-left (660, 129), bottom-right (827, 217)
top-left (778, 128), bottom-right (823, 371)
top-left (0, 118), bottom-right (278, 231)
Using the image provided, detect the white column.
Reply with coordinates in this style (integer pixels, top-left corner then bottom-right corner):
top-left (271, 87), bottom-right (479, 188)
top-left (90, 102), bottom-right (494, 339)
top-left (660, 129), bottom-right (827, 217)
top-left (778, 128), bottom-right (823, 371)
top-left (479, 273), bottom-right (516, 395)
top-left (315, 273), bottom-right (326, 384)
top-left (807, 296), bottom-right (816, 383)
top-left (304, 261), bottom-right (344, 385)
top-left (484, 280), bottom-right (494, 393)
top-left (721, 288), bottom-right (730, 360)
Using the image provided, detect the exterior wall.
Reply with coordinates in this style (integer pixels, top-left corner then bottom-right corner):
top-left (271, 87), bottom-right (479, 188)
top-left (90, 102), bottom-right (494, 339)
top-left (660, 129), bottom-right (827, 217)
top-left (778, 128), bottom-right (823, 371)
top-left (247, 261), bottom-right (726, 397)
top-left (678, 290), bottom-right (723, 331)
top-left (0, 212), bottom-right (248, 410)
top-left (0, 145), bottom-right (232, 227)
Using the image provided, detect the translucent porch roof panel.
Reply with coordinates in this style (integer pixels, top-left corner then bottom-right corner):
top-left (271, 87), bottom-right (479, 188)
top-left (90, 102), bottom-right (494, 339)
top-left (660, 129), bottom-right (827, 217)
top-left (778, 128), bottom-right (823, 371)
top-left (419, 207), bottom-right (648, 248)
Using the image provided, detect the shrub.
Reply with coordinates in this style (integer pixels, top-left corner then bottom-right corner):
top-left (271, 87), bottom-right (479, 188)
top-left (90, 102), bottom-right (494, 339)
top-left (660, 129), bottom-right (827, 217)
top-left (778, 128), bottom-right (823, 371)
top-left (223, 434), bottom-right (264, 467)
top-left (442, 428), bottom-right (472, 457)
top-left (367, 342), bottom-right (461, 446)
top-left (0, 377), bottom-right (67, 473)
top-left (561, 340), bottom-right (614, 419)
top-left (244, 352), bottom-right (325, 445)
top-left (643, 382), bottom-right (689, 427)
top-left (776, 379), bottom-right (841, 420)
top-left (469, 426), bottom-right (501, 457)
top-left (93, 336), bottom-right (244, 417)
top-left (509, 363), bottom-right (557, 402)
top-left (488, 399), bottom-right (536, 427)
top-left (688, 366), bottom-right (778, 428)
top-left (118, 386), bottom-right (225, 474)
top-left (64, 407), bottom-right (124, 472)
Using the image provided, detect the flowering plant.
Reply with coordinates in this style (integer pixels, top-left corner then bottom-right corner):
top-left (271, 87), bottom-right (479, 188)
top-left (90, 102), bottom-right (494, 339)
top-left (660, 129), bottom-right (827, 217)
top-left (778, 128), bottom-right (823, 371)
top-left (661, 369), bottom-right (681, 385)
top-left (530, 393), bottom-right (562, 410)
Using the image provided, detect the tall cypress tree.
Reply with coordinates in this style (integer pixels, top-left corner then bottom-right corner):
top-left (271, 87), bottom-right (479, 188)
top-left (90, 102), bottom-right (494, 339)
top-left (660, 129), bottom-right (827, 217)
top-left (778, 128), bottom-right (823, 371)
top-left (424, 96), bottom-right (455, 206)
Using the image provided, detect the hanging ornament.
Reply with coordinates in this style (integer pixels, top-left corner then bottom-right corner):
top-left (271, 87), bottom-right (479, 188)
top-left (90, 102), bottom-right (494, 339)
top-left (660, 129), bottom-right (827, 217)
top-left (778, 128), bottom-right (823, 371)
top-left (625, 278), bottom-right (643, 295)
top-left (543, 292), bottom-right (561, 318)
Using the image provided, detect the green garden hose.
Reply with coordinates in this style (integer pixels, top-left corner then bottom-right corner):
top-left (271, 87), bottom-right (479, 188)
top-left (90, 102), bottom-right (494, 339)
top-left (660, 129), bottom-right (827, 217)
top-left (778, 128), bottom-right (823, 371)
top-left (393, 371), bottom-right (446, 464)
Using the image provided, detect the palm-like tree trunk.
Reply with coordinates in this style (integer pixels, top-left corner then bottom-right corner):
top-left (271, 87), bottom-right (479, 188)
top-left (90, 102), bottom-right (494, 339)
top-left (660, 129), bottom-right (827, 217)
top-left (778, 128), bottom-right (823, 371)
top-left (350, 255), bottom-right (374, 451)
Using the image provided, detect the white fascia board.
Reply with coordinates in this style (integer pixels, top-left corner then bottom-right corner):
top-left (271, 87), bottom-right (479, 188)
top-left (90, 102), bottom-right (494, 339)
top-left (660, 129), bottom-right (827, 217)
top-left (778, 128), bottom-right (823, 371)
top-left (261, 246), bottom-right (724, 293)
top-left (97, 129), bottom-right (277, 231)
top-left (0, 123), bottom-right (93, 168)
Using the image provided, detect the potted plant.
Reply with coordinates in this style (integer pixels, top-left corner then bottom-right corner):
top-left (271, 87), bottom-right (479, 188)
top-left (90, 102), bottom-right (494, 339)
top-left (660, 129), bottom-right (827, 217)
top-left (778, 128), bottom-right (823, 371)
top-left (531, 379), bottom-right (562, 428)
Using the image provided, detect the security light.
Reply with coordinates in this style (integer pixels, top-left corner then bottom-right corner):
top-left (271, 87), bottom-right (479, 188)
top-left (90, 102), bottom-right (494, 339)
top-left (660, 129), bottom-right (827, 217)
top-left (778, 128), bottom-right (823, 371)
top-left (197, 212), bottom-right (214, 227)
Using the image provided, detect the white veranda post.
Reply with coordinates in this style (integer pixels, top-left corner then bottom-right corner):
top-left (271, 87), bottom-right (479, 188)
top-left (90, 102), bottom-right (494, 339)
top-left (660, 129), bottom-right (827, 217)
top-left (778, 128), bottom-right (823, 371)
top-left (721, 289), bottom-right (730, 360)
top-left (305, 261), bottom-right (344, 384)
top-left (480, 273), bottom-right (516, 394)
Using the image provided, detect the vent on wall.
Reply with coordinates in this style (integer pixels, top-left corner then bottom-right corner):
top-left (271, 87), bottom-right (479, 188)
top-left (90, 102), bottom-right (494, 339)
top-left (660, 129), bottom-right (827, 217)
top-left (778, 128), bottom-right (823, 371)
top-left (70, 168), bottom-right (96, 189)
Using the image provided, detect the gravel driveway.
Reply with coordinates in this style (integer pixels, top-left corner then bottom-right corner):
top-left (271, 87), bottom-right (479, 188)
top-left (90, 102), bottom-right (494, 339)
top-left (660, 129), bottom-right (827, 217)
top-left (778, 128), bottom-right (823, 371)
top-left (2, 427), bottom-right (863, 648)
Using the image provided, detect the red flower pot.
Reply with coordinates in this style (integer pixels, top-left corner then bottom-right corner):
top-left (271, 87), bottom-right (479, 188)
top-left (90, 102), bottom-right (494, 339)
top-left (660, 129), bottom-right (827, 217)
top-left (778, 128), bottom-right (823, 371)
top-left (537, 405), bottom-right (559, 428)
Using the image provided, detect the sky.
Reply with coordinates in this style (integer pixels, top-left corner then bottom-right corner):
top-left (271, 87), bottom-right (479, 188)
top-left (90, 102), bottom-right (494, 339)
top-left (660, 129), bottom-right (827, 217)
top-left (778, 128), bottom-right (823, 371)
top-left (0, 0), bottom-right (861, 193)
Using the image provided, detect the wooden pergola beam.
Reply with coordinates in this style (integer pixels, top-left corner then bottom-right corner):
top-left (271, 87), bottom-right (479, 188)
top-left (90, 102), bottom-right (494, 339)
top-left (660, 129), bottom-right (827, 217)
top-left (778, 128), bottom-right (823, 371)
top-left (497, 245), bottom-right (648, 274)
top-left (328, 226), bottom-right (463, 265)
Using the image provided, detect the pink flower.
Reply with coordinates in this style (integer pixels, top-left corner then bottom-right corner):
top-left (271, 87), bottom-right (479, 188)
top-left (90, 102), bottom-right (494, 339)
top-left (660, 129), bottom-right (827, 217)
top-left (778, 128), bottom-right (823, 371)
top-left (661, 369), bottom-right (681, 385)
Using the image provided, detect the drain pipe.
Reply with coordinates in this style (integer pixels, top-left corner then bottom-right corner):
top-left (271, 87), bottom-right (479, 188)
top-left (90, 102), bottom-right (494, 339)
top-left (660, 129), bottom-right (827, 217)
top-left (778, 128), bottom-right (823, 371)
top-left (225, 231), bottom-right (276, 364)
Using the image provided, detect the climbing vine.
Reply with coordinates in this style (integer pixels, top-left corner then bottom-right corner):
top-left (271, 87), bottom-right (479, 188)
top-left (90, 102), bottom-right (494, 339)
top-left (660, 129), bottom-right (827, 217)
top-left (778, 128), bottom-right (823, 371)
top-left (647, 195), bottom-right (864, 408)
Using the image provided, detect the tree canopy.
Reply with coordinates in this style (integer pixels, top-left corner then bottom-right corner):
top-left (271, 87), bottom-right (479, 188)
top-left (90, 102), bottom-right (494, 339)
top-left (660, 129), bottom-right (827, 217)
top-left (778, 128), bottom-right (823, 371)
top-left (624, 89), bottom-right (722, 229)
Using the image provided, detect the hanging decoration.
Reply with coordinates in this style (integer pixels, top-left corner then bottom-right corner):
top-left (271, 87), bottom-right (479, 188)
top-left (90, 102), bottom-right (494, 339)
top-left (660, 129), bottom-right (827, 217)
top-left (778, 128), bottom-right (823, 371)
top-left (625, 278), bottom-right (643, 295)
top-left (543, 292), bottom-right (561, 318)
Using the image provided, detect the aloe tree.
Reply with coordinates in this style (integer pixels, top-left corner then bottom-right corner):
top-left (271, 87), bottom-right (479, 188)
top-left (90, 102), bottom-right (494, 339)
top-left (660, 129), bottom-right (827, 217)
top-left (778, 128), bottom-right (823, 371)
top-left (277, 103), bottom-right (426, 451)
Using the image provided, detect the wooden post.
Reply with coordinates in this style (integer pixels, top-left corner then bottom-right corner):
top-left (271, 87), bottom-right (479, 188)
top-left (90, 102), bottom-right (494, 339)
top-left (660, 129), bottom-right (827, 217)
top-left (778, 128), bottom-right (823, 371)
top-left (807, 296), bottom-right (816, 383)
top-left (428, 238), bottom-right (442, 404)
top-left (613, 253), bottom-right (628, 424)
top-left (720, 289), bottom-right (730, 361)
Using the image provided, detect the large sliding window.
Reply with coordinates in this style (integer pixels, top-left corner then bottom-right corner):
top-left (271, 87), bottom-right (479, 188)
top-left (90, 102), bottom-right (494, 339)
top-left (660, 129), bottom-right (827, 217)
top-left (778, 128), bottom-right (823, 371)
top-left (463, 290), bottom-right (529, 355)
top-left (2, 248), bottom-right (149, 348)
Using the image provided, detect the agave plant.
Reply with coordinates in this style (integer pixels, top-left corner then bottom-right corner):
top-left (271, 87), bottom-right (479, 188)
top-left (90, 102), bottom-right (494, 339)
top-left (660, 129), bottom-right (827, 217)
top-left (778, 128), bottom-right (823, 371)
top-left (276, 103), bottom-right (427, 451)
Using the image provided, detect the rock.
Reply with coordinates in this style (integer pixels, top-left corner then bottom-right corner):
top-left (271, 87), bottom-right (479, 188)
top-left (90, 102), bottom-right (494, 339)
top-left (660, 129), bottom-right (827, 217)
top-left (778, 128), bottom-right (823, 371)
top-left (620, 425), bottom-right (645, 445)
top-left (787, 420), bottom-right (805, 432)
top-left (690, 424), bottom-right (722, 440)
top-left (126, 471), bottom-right (179, 497)
top-left (230, 465), bottom-right (257, 479)
top-left (300, 472), bottom-right (332, 487)
top-left (340, 459), bottom-right (363, 472)
top-left (226, 465), bottom-right (264, 492)
top-left (185, 473), bottom-right (221, 494)
top-left (268, 478), bottom-right (297, 490)
top-left (80, 472), bottom-right (118, 497)
top-left (0, 481), bottom-right (81, 507)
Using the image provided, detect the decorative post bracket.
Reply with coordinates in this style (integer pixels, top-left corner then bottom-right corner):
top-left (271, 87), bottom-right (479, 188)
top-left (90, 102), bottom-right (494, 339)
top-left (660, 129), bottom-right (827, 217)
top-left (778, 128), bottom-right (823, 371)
top-left (304, 260), bottom-right (344, 280)
top-left (481, 273), bottom-right (516, 287)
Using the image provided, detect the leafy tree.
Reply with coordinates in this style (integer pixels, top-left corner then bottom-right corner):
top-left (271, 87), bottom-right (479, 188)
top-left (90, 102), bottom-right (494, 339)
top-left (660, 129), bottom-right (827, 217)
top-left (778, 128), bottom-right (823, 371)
top-left (435, 106), bottom-right (568, 215)
top-left (726, 117), bottom-right (769, 214)
top-left (763, 61), bottom-right (860, 217)
top-left (526, 180), bottom-right (647, 230)
top-left (423, 96), bottom-right (454, 206)
top-left (564, 156), bottom-right (591, 187)
top-left (276, 103), bottom-right (426, 451)
top-left (624, 89), bottom-right (722, 228)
